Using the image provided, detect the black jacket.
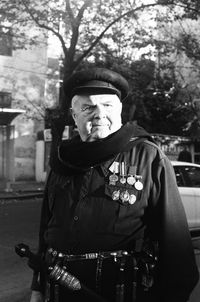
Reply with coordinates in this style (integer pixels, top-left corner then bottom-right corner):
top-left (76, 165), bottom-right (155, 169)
top-left (32, 123), bottom-right (199, 302)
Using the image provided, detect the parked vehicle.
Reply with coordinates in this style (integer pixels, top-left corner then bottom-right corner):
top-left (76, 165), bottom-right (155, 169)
top-left (171, 161), bottom-right (200, 232)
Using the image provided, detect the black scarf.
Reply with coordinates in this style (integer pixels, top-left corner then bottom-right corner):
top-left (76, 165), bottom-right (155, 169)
top-left (49, 122), bottom-right (152, 176)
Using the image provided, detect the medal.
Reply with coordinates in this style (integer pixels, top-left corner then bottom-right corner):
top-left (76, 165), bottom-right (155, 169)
top-left (135, 180), bottom-right (143, 191)
top-left (120, 190), bottom-right (130, 203)
top-left (120, 162), bottom-right (126, 184)
top-left (127, 175), bottom-right (136, 185)
top-left (109, 174), bottom-right (118, 185)
top-left (134, 175), bottom-right (143, 191)
top-left (112, 190), bottom-right (120, 200)
top-left (129, 194), bottom-right (136, 204)
top-left (120, 177), bottom-right (126, 184)
top-left (109, 162), bottom-right (119, 185)
top-left (127, 166), bottom-right (136, 186)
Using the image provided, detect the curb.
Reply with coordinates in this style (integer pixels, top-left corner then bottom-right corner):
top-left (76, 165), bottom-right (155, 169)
top-left (0, 193), bottom-right (44, 199)
top-left (0, 191), bottom-right (44, 200)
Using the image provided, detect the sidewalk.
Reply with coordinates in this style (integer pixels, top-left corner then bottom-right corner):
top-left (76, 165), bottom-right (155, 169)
top-left (0, 181), bottom-right (44, 200)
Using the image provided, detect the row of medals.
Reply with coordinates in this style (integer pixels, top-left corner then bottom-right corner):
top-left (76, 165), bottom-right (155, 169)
top-left (109, 162), bottom-right (143, 205)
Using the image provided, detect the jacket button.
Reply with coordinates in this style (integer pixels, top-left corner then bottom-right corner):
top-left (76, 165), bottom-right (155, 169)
top-left (74, 216), bottom-right (78, 221)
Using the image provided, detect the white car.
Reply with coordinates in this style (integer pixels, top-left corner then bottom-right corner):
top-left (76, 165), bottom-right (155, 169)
top-left (171, 161), bottom-right (200, 232)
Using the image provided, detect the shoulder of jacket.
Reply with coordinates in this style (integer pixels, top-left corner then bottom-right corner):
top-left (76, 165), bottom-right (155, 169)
top-left (128, 137), bottom-right (166, 160)
top-left (129, 136), bottom-right (158, 149)
top-left (141, 139), bottom-right (160, 149)
top-left (47, 169), bottom-right (70, 187)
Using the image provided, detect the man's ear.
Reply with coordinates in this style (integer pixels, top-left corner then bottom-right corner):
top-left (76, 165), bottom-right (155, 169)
top-left (70, 108), bottom-right (77, 124)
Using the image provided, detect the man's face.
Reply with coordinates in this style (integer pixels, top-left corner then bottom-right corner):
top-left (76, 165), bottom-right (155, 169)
top-left (71, 94), bottom-right (122, 142)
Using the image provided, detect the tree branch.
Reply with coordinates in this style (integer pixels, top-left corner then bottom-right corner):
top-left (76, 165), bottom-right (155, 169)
top-left (74, 2), bottom-right (159, 69)
top-left (21, 0), bottom-right (68, 55)
top-left (77, 0), bottom-right (93, 21)
top-left (73, 1), bottom-right (200, 70)
top-left (65, 0), bottom-right (75, 27)
top-left (67, 0), bottom-right (93, 63)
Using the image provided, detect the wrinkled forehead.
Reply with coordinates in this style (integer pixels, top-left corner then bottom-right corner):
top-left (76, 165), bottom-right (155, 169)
top-left (71, 94), bottom-right (121, 108)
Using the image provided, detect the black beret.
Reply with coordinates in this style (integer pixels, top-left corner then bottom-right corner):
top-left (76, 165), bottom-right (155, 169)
top-left (63, 67), bottom-right (129, 103)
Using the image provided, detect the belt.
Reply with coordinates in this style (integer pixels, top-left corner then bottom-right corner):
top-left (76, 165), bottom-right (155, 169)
top-left (46, 247), bottom-right (138, 302)
top-left (47, 247), bottom-right (131, 262)
top-left (45, 247), bottom-right (156, 301)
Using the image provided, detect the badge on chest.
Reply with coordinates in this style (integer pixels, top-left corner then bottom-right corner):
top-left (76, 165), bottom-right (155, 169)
top-left (108, 161), bottom-right (143, 205)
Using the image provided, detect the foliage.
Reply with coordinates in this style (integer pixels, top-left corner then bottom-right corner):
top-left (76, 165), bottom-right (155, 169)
top-left (1, 0), bottom-right (200, 137)
top-left (152, 2), bottom-right (200, 137)
top-left (136, 91), bottom-right (194, 136)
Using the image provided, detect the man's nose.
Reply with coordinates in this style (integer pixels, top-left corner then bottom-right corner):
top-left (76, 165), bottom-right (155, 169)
top-left (94, 104), bottom-right (106, 117)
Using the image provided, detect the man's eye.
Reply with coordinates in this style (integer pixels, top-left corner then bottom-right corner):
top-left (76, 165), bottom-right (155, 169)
top-left (81, 106), bottom-right (94, 112)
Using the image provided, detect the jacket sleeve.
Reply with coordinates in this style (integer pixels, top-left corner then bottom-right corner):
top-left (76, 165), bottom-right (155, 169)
top-left (31, 171), bottom-right (52, 293)
top-left (149, 156), bottom-right (199, 302)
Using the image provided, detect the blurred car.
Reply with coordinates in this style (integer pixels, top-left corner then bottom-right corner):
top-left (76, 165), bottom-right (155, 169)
top-left (171, 161), bottom-right (200, 231)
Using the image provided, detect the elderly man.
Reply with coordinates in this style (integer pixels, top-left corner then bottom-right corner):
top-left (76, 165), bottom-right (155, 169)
top-left (30, 68), bottom-right (199, 302)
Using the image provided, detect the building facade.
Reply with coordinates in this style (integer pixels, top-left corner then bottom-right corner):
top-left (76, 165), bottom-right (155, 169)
top-left (0, 24), bottom-right (48, 186)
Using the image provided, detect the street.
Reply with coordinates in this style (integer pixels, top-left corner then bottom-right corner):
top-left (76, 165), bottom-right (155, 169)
top-left (0, 198), bottom-right (41, 302)
top-left (0, 198), bottom-right (200, 302)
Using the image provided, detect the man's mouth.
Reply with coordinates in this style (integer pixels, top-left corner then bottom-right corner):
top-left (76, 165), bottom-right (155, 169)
top-left (92, 123), bottom-right (109, 127)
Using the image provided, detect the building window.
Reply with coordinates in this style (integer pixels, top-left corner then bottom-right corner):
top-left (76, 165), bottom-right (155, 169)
top-left (0, 92), bottom-right (12, 108)
top-left (0, 26), bottom-right (13, 56)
